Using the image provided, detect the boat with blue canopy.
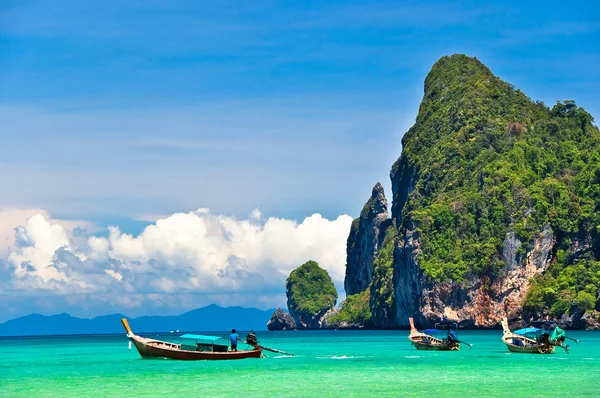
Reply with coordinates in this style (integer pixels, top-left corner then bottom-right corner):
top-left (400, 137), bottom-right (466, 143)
top-left (120, 319), bottom-right (294, 360)
top-left (121, 319), bottom-right (262, 360)
top-left (408, 317), bottom-right (471, 351)
top-left (501, 317), bottom-right (578, 354)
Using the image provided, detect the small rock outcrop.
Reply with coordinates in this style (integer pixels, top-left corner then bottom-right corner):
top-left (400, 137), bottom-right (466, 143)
top-left (286, 260), bottom-right (338, 329)
top-left (267, 308), bottom-right (297, 331)
top-left (344, 183), bottom-right (389, 296)
top-left (557, 311), bottom-right (600, 330)
top-left (580, 312), bottom-right (600, 330)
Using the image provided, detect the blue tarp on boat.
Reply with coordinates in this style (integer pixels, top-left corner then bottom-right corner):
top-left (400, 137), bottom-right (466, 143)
top-left (513, 327), bottom-right (546, 340)
top-left (423, 329), bottom-right (458, 339)
top-left (513, 328), bottom-right (542, 335)
top-left (179, 334), bottom-right (223, 341)
top-left (423, 329), bottom-right (444, 334)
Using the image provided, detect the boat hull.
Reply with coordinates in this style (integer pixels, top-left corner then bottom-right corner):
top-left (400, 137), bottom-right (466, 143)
top-left (411, 342), bottom-right (459, 351)
top-left (130, 335), bottom-right (262, 360)
top-left (503, 341), bottom-right (555, 354)
top-left (408, 332), bottom-right (461, 351)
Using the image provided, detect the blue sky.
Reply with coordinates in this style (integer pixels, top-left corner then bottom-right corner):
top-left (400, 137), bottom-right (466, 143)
top-left (2, 0), bottom-right (599, 225)
top-left (0, 1), bottom-right (599, 320)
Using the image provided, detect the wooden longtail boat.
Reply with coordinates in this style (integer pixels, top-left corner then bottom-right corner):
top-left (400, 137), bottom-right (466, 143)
top-left (121, 318), bottom-right (262, 360)
top-left (500, 317), bottom-right (576, 354)
top-left (408, 317), bottom-right (471, 351)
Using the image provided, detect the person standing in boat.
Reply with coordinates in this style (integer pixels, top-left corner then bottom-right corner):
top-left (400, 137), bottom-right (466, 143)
top-left (230, 329), bottom-right (239, 352)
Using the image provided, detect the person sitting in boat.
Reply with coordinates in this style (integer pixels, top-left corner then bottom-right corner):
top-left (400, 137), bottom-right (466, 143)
top-left (230, 329), bottom-right (239, 352)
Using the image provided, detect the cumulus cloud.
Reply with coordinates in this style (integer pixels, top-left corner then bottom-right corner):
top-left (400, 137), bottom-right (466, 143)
top-left (0, 208), bottom-right (352, 320)
top-left (249, 207), bottom-right (262, 220)
top-left (8, 213), bottom-right (72, 282)
top-left (0, 208), bottom-right (94, 256)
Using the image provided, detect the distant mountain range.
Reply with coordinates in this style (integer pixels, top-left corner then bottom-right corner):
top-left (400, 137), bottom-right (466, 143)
top-left (0, 304), bottom-right (276, 337)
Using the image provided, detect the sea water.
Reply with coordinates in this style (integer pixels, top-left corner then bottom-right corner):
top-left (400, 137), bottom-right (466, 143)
top-left (1, 330), bottom-right (598, 397)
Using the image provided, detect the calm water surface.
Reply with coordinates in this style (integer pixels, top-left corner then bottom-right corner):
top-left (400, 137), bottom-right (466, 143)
top-left (1, 330), bottom-right (598, 397)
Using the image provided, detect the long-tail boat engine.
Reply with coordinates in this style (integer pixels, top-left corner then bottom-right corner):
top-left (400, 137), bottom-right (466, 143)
top-left (246, 332), bottom-right (259, 348)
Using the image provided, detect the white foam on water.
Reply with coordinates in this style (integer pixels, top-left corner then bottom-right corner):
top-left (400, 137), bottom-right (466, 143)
top-left (314, 354), bottom-right (374, 360)
top-left (316, 355), bottom-right (354, 359)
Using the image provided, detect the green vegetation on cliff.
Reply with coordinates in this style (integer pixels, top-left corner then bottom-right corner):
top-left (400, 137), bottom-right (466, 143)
top-left (389, 55), bottom-right (600, 314)
top-left (327, 289), bottom-right (372, 325)
top-left (286, 260), bottom-right (338, 319)
top-left (369, 224), bottom-right (398, 326)
top-left (525, 257), bottom-right (600, 315)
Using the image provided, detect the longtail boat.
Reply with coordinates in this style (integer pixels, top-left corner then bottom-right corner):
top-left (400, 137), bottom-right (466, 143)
top-left (121, 318), bottom-right (262, 360)
top-left (500, 317), bottom-right (577, 354)
top-left (408, 317), bottom-right (471, 351)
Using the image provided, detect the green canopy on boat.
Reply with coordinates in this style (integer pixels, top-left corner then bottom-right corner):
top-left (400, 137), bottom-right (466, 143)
top-left (550, 326), bottom-right (565, 342)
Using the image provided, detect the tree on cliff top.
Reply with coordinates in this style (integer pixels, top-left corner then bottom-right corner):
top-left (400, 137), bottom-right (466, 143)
top-left (286, 260), bottom-right (338, 317)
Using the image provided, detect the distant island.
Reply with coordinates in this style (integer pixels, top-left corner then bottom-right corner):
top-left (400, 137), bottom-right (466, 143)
top-left (269, 54), bottom-right (600, 331)
top-left (0, 304), bottom-right (275, 337)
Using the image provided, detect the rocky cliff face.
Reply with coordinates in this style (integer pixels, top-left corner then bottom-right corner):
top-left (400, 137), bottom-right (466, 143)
top-left (345, 183), bottom-right (389, 295)
top-left (394, 226), bottom-right (554, 328)
top-left (390, 155), bottom-right (416, 226)
top-left (392, 223), bottom-right (423, 327)
top-left (344, 54), bottom-right (600, 329)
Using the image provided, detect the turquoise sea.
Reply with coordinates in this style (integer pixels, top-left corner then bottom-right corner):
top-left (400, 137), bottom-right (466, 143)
top-left (1, 330), bottom-right (599, 397)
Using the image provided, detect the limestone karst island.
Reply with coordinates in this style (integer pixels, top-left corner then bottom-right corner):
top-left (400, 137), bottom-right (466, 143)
top-left (269, 55), bottom-right (600, 332)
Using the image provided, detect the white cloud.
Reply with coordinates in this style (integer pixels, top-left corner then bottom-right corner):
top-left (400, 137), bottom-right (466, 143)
top-left (105, 269), bottom-right (123, 281)
top-left (88, 236), bottom-right (109, 261)
top-left (8, 213), bottom-right (71, 282)
top-left (0, 208), bottom-right (49, 255)
top-left (0, 208), bottom-right (97, 256)
top-left (1, 208), bottom-right (353, 318)
top-left (249, 207), bottom-right (262, 221)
